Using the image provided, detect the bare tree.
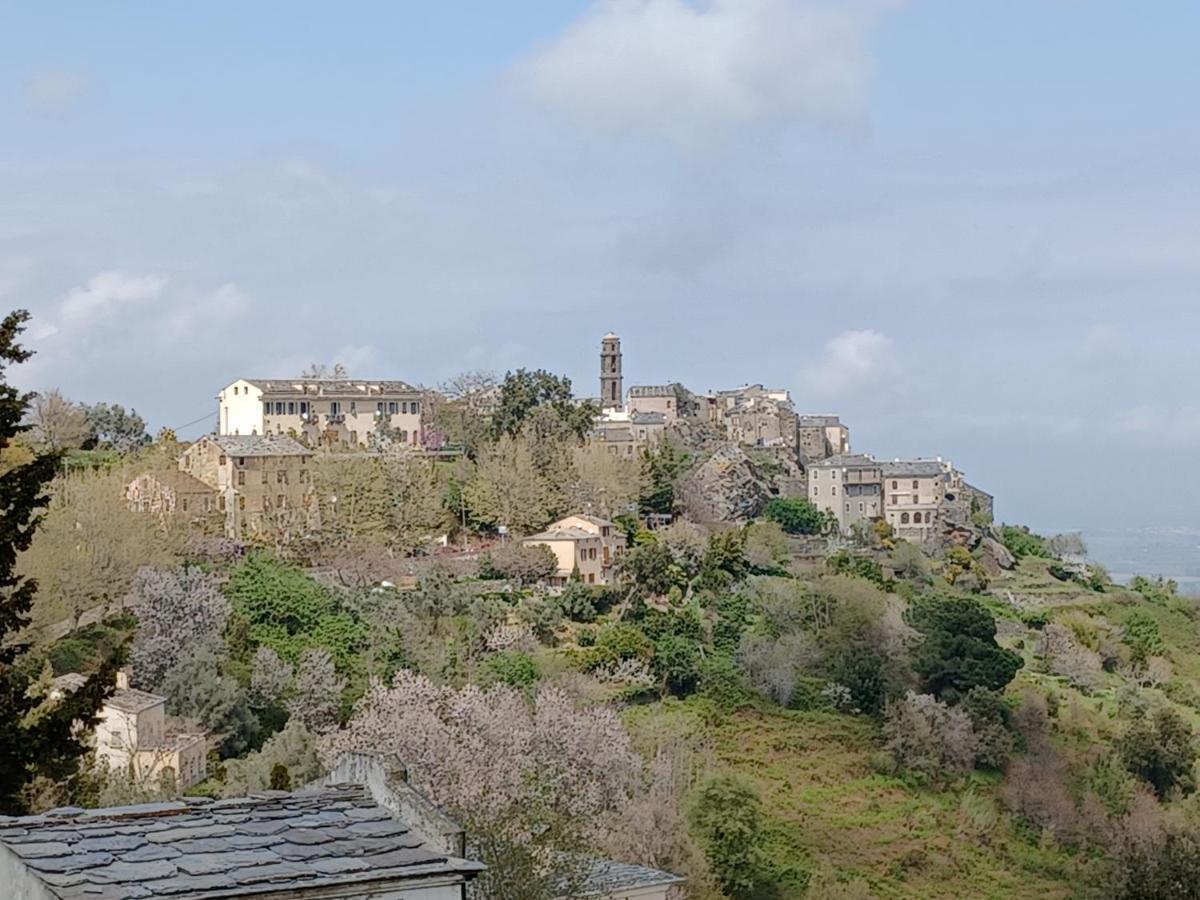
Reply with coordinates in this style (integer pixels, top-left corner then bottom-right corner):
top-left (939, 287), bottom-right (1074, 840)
top-left (287, 648), bottom-right (343, 733)
top-left (128, 567), bottom-right (229, 690)
top-left (24, 389), bottom-right (89, 452)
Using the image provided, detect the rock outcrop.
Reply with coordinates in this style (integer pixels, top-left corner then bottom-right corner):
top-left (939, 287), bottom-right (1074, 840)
top-left (678, 443), bottom-right (771, 524)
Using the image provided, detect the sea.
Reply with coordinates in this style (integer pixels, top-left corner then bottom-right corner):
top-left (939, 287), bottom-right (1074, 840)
top-left (1080, 526), bottom-right (1200, 596)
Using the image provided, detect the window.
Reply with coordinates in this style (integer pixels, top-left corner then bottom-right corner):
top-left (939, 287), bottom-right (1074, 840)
top-left (219, 455), bottom-right (227, 466)
top-left (234, 386), bottom-right (239, 395)
top-left (858, 503), bottom-right (864, 513)
top-left (812, 470), bottom-right (818, 479)
top-left (329, 401), bottom-right (341, 415)
top-left (277, 471), bottom-right (287, 484)
top-left (399, 430), bottom-right (408, 442)
top-left (350, 430), bottom-right (358, 444)
top-left (237, 457), bottom-right (245, 467)
top-left (261, 469), bottom-right (268, 484)
top-left (901, 512), bottom-right (910, 524)
top-left (831, 486), bottom-right (837, 496)
top-left (219, 495), bottom-right (227, 512)
top-left (263, 401), bottom-right (270, 414)
top-left (277, 495), bottom-right (285, 508)
top-left (912, 495), bottom-right (919, 504)
top-left (377, 401), bottom-right (385, 414)
top-left (812, 487), bottom-right (818, 498)
top-left (587, 573), bottom-right (595, 584)
top-left (412, 401), bottom-right (420, 414)
top-left (300, 401), bottom-right (309, 415)
top-left (237, 471), bottom-right (245, 486)
top-left (181, 498), bottom-right (189, 512)
top-left (844, 503), bottom-right (850, 513)
top-left (287, 402), bottom-right (296, 415)
top-left (299, 469), bottom-right (308, 483)
top-left (238, 496), bottom-right (245, 510)
top-left (401, 401), bottom-right (409, 414)
top-left (891, 496), bottom-right (898, 505)
top-left (891, 480), bottom-right (897, 489)
top-left (388, 401), bottom-right (399, 415)
top-left (912, 480), bottom-right (919, 489)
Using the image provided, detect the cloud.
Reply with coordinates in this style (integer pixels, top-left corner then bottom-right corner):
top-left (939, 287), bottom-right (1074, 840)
top-left (25, 70), bottom-right (88, 114)
top-left (163, 283), bottom-right (250, 337)
top-left (1112, 405), bottom-right (1200, 446)
top-left (803, 328), bottom-right (895, 395)
top-left (58, 271), bottom-right (167, 328)
top-left (516, 0), bottom-right (890, 141)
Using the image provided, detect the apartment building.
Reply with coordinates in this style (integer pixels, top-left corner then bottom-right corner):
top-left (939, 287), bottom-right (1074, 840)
top-left (882, 459), bottom-right (947, 540)
top-left (522, 514), bottom-right (627, 586)
top-left (808, 453), bottom-right (883, 535)
top-left (178, 433), bottom-right (317, 537)
top-left (218, 378), bottom-right (424, 449)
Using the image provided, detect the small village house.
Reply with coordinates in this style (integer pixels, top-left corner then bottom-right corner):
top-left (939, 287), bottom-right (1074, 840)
top-left (522, 514), bottom-right (627, 586)
top-left (883, 459), bottom-right (947, 541)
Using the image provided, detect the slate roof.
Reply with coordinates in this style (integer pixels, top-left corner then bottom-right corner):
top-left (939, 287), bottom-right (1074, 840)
top-left (631, 412), bottom-right (666, 425)
top-left (242, 379), bottom-right (419, 394)
top-left (798, 415), bottom-right (842, 427)
top-left (104, 688), bottom-right (165, 715)
top-left (525, 527), bottom-right (598, 543)
top-left (211, 434), bottom-right (312, 457)
top-left (882, 459), bottom-right (946, 478)
top-left (0, 784), bottom-right (483, 900)
top-left (580, 859), bottom-right (686, 896)
top-left (811, 453), bottom-right (878, 470)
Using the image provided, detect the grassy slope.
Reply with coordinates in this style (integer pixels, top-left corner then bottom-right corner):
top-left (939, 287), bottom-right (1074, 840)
top-left (627, 698), bottom-right (1079, 900)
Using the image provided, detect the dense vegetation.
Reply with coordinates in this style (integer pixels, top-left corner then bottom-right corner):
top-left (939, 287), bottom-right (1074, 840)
top-left (10, 345), bottom-right (1200, 899)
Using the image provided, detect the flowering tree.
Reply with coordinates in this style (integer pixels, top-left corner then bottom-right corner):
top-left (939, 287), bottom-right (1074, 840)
top-left (128, 566), bottom-right (228, 689)
top-left (322, 671), bottom-right (644, 897)
top-left (288, 648), bottom-right (343, 733)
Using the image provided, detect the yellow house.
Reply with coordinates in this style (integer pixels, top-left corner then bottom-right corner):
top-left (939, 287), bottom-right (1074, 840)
top-left (522, 514), bottom-right (627, 586)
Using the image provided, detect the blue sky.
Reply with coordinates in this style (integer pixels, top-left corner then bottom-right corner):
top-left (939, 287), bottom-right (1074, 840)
top-left (2, 1), bottom-right (1199, 533)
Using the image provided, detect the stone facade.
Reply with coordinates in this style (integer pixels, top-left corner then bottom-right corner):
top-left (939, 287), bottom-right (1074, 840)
top-left (178, 434), bottom-right (318, 539)
top-left (797, 414), bottom-right (850, 462)
top-left (626, 384), bottom-right (681, 423)
top-left (600, 333), bottom-right (623, 410)
top-left (882, 459), bottom-right (946, 541)
top-left (809, 453), bottom-right (883, 535)
top-left (218, 377), bottom-right (425, 449)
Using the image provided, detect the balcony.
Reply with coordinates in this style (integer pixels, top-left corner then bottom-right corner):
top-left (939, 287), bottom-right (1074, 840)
top-left (326, 413), bottom-right (345, 425)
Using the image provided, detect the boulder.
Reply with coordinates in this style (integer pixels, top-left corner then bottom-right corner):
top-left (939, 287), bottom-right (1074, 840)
top-left (982, 536), bottom-right (1016, 571)
top-left (678, 443), bottom-right (771, 524)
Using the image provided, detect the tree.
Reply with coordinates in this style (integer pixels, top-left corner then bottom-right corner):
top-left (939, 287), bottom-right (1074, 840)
top-left (999, 525), bottom-right (1047, 560)
top-left (463, 435), bottom-right (564, 532)
top-left (909, 596), bottom-right (1022, 704)
top-left (570, 442), bottom-right (643, 519)
top-left (128, 567), bottom-right (229, 690)
top-left (490, 368), bottom-right (596, 441)
top-left (249, 646), bottom-right (294, 708)
top-left (687, 775), bottom-right (767, 900)
top-left (638, 442), bottom-right (686, 517)
top-left (288, 648), bottom-right (344, 733)
top-left (479, 541), bottom-right (557, 586)
top-left (883, 692), bottom-right (978, 781)
top-left (762, 496), bottom-right (826, 535)
top-left (0, 312), bottom-right (128, 813)
top-left (1119, 706), bottom-right (1198, 799)
top-left (159, 646), bottom-right (260, 756)
top-left (221, 718), bottom-right (321, 797)
top-left (81, 402), bottom-right (148, 453)
top-left (322, 672), bottom-right (643, 899)
top-left (406, 569), bottom-right (468, 635)
top-left (24, 389), bottom-right (89, 452)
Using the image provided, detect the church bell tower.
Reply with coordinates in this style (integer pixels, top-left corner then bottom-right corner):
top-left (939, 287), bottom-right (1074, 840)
top-left (600, 332), bottom-right (623, 410)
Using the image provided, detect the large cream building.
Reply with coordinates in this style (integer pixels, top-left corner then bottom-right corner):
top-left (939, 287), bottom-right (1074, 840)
top-left (218, 378), bottom-right (424, 449)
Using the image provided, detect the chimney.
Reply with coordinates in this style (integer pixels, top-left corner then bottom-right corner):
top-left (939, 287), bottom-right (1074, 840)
top-left (115, 668), bottom-right (131, 690)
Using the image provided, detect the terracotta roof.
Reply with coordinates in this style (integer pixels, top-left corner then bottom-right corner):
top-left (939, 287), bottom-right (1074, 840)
top-left (0, 784), bottom-right (484, 900)
top-left (524, 527), bottom-right (599, 542)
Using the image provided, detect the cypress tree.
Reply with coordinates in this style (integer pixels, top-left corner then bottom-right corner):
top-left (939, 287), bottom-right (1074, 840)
top-left (0, 310), bottom-right (125, 812)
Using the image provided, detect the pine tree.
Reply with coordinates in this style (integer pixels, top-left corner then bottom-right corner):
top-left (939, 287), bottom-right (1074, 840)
top-left (0, 311), bottom-right (125, 813)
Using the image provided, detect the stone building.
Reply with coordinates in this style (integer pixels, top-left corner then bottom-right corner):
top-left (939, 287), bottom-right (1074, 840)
top-left (808, 453), bottom-right (883, 535)
top-left (178, 434), bottom-right (318, 538)
top-left (522, 513), bottom-right (627, 586)
top-left (626, 384), bottom-right (681, 423)
top-left (218, 377), bottom-right (425, 449)
top-left (798, 414), bottom-right (850, 462)
top-left (882, 459), bottom-right (947, 541)
top-left (124, 469), bottom-right (217, 519)
top-left (713, 385), bottom-right (799, 450)
top-left (600, 332), bottom-right (623, 410)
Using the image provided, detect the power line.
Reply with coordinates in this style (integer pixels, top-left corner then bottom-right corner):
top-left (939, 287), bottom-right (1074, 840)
top-left (170, 410), bottom-right (214, 434)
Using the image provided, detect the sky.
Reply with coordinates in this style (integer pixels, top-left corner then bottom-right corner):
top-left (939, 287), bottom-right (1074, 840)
top-left (2, 0), bottom-right (1199, 536)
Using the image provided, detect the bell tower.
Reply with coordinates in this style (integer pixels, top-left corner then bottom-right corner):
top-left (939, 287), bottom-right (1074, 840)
top-left (600, 332), bottom-right (623, 410)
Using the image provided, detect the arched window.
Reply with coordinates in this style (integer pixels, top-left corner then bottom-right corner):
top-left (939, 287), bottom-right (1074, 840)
top-left (900, 512), bottom-right (910, 524)
top-left (925, 511), bottom-right (933, 523)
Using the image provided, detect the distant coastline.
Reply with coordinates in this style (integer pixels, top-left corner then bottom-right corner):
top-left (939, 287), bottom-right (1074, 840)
top-left (1079, 526), bottom-right (1200, 595)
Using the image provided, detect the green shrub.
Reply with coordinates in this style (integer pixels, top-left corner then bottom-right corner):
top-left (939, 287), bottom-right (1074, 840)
top-left (999, 525), bottom-right (1047, 560)
top-left (762, 497), bottom-right (826, 535)
top-left (698, 654), bottom-right (750, 711)
top-left (586, 624), bottom-right (654, 671)
top-left (687, 776), bottom-right (768, 900)
top-left (481, 651), bottom-right (540, 687)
